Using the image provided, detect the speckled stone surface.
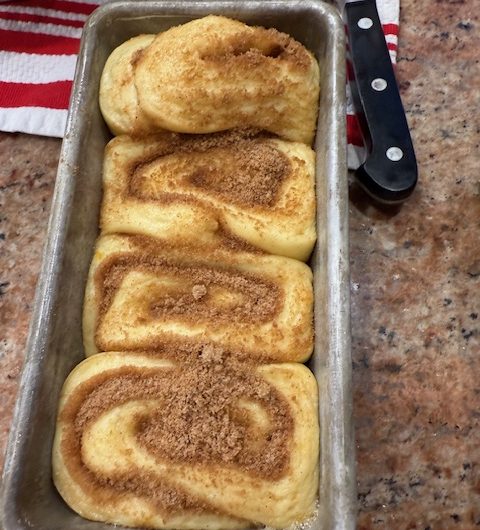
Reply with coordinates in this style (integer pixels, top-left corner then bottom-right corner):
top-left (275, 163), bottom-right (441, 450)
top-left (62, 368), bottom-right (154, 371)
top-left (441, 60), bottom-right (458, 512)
top-left (0, 0), bottom-right (479, 527)
top-left (352, 0), bottom-right (480, 528)
top-left (0, 133), bottom-right (60, 465)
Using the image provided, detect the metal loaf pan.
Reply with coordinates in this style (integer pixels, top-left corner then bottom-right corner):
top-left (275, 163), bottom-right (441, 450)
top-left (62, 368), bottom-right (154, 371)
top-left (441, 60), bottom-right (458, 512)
top-left (0, 1), bottom-right (355, 529)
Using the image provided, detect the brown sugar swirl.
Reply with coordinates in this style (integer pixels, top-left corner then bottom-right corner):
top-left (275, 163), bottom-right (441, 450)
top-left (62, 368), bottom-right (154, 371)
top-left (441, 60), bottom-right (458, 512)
top-left (97, 254), bottom-right (280, 325)
top-left (83, 234), bottom-right (315, 361)
top-left (52, 352), bottom-right (320, 529)
top-left (99, 16), bottom-right (320, 144)
top-left (133, 16), bottom-right (320, 144)
top-left (100, 128), bottom-right (317, 262)
top-left (69, 355), bottom-right (292, 480)
top-left (129, 133), bottom-right (290, 209)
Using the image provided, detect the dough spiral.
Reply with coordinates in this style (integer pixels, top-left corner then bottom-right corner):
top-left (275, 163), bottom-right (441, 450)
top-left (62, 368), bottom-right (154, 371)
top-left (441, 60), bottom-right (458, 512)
top-left (99, 34), bottom-right (156, 136)
top-left (99, 16), bottom-right (320, 144)
top-left (135, 16), bottom-right (319, 144)
top-left (52, 352), bottom-right (319, 529)
top-left (83, 234), bottom-right (314, 362)
top-left (100, 129), bottom-right (316, 261)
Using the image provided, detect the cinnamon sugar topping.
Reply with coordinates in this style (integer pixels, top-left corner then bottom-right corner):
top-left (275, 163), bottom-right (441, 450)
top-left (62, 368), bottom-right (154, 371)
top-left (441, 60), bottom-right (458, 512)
top-left (96, 251), bottom-right (281, 325)
top-left (200, 27), bottom-right (312, 71)
top-left (192, 284), bottom-right (207, 300)
top-left (128, 128), bottom-right (291, 208)
top-left (61, 352), bottom-right (294, 514)
top-left (186, 141), bottom-right (289, 207)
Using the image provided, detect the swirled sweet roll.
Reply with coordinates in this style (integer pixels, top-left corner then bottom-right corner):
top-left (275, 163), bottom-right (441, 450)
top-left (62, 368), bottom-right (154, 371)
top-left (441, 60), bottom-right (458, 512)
top-left (83, 234), bottom-right (314, 362)
top-left (99, 34), bottom-right (157, 136)
top-left (133, 16), bottom-right (320, 144)
top-left (100, 129), bottom-right (316, 261)
top-left (52, 351), bottom-right (319, 529)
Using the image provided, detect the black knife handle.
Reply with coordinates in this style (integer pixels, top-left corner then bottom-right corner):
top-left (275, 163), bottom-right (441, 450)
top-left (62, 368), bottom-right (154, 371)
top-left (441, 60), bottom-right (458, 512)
top-left (345, 0), bottom-right (417, 203)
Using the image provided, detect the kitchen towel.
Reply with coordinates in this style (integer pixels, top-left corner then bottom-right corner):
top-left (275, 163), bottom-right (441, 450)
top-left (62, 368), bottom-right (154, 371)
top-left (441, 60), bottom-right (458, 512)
top-left (0, 0), bottom-right (399, 169)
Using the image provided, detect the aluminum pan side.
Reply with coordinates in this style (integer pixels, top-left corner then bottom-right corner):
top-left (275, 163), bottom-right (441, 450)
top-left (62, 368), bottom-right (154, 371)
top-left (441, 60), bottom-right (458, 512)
top-left (0, 2), bottom-right (356, 529)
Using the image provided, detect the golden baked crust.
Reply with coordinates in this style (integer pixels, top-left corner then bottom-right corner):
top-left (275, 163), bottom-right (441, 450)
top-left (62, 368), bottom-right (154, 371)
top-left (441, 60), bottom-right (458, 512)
top-left (99, 34), bottom-right (157, 135)
top-left (83, 234), bottom-right (314, 362)
top-left (100, 129), bottom-right (316, 261)
top-left (52, 351), bottom-right (319, 529)
top-left (134, 16), bottom-right (320, 144)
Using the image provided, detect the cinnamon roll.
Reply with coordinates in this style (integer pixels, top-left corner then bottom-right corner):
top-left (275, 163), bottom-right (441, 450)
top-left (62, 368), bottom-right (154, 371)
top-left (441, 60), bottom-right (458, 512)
top-left (83, 234), bottom-right (314, 362)
top-left (100, 129), bottom-right (316, 261)
top-left (99, 34), bottom-right (156, 136)
top-left (52, 351), bottom-right (319, 529)
top-left (131, 16), bottom-right (320, 144)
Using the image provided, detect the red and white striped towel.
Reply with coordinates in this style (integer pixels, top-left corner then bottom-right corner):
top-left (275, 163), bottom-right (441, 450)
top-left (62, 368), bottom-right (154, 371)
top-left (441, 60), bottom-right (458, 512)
top-left (0, 0), bottom-right (102, 137)
top-left (0, 0), bottom-right (399, 169)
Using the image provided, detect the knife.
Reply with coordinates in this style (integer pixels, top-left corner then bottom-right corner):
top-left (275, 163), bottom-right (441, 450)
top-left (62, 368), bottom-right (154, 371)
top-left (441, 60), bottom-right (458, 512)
top-left (341, 0), bottom-right (418, 203)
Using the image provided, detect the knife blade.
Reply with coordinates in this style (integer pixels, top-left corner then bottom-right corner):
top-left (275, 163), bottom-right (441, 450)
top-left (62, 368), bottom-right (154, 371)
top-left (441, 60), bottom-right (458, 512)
top-left (340, 0), bottom-right (418, 203)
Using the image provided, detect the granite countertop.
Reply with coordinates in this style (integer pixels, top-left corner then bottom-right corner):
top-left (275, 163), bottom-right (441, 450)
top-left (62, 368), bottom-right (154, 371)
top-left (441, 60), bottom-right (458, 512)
top-left (0, 0), bottom-right (479, 527)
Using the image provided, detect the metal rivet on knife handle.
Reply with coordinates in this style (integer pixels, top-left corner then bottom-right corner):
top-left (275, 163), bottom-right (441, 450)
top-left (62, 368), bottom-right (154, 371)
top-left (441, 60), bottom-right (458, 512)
top-left (371, 78), bottom-right (387, 91)
top-left (357, 17), bottom-right (373, 29)
top-left (386, 147), bottom-right (404, 161)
